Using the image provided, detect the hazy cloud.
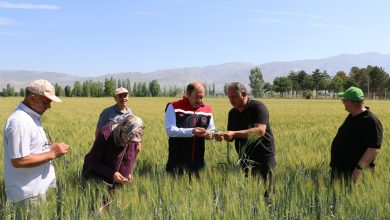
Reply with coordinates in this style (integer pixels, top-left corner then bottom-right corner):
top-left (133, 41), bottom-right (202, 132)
top-left (0, 1), bottom-right (59, 10)
top-left (246, 17), bottom-right (282, 23)
top-left (0, 17), bottom-right (13, 25)
top-left (134, 11), bottom-right (157, 16)
top-left (309, 22), bottom-right (362, 31)
top-left (203, 4), bottom-right (325, 20)
top-left (252, 10), bottom-right (326, 20)
top-left (0, 31), bottom-right (18, 36)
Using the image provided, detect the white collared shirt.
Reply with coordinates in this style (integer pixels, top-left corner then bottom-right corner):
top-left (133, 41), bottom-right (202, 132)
top-left (3, 102), bottom-right (56, 202)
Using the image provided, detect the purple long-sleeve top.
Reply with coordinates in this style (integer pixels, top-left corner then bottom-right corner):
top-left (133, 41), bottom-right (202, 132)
top-left (82, 133), bottom-right (138, 183)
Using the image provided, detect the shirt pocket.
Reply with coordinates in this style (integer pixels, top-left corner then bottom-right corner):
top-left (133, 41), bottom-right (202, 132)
top-left (30, 129), bottom-right (45, 153)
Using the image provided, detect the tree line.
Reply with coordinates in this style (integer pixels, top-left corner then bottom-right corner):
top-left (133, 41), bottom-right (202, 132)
top-left (2, 65), bottom-right (390, 99)
top-left (244, 65), bottom-right (390, 99)
top-left (1, 77), bottom-right (218, 98)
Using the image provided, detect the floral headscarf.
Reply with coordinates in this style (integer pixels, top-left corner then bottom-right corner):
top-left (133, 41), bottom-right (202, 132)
top-left (111, 114), bottom-right (144, 147)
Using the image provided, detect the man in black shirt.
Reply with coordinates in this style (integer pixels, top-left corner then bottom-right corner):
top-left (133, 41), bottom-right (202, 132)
top-left (330, 86), bottom-right (383, 182)
top-left (218, 82), bottom-right (276, 182)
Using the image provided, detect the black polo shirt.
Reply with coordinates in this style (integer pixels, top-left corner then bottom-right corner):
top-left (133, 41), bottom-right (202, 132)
top-left (330, 108), bottom-right (383, 171)
top-left (227, 99), bottom-right (276, 167)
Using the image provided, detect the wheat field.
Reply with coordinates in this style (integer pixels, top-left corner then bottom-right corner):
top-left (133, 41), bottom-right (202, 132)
top-left (0, 97), bottom-right (389, 219)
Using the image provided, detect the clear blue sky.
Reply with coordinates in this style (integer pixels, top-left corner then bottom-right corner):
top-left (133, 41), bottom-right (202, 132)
top-left (1, 0), bottom-right (389, 76)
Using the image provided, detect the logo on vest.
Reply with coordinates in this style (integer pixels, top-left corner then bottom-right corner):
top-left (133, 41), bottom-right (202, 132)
top-left (201, 116), bottom-right (208, 124)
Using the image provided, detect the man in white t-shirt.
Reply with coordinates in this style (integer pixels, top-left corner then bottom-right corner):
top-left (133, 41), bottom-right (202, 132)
top-left (3, 79), bottom-right (69, 218)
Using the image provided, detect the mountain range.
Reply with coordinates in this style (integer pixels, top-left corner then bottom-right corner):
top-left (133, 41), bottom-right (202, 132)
top-left (1, 52), bottom-right (389, 91)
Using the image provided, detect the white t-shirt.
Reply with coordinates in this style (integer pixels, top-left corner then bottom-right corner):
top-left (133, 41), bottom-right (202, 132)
top-left (3, 102), bottom-right (56, 202)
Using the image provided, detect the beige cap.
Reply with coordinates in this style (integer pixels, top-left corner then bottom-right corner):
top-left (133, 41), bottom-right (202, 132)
top-left (115, 87), bottom-right (129, 95)
top-left (26, 79), bottom-right (62, 103)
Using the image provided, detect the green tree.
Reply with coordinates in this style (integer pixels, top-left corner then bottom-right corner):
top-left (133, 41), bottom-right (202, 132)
top-left (385, 77), bottom-right (390, 99)
top-left (263, 82), bottom-right (273, 98)
top-left (148, 79), bottom-right (161, 97)
top-left (311, 69), bottom-right (326, 98)
top-left (348, 67), bottom-right (369, 92)
top-left (249, 67), bottom-right (265, 98)
top-left (141, 82), bottom-right (149, 97)
top-left (287, 71), bottom-right (299, 98)
top-left (133, 82), bottom-right (138, 97)
top-left (302, 74), bottom-right (313, 93)
top-left (104, 77), bottom-right (116, 96)
top-left (19, 88), bottom-right (25, 97)
top-left (54, 83), bottom-right (64, 97)
top-left (125, 79), bottom-right (132, 96)
top-left (367, 66), bottom-right (388, 99)
top-left (296, 70), bottom-right (311, 97)
top-left (203, 83), bottom-right (208, 96)
top-left (82, 81), bottom-right (91, 97)
top-left (2, 84), bottom-right (15, 97)
top-left (72, 81), bottom-right (83, 97)
top-left (273, 77), bottom-right (292, 98)
top-left (136, 82), bottom-right (143, 97)
top-left (168, 86), bottom-right (182, 97)
top-left (64, 85), bottom-right (72, 97)
top-left (162, 87), bottom-right (168, 97)
top-left (329, 75), bottom-right (346, 98)
top-left (223, 83), bottom-right (229, 96)
top-left (322, 71), bottom-right (331, 98)
top-left (90, 81), bottom-right (104, 97)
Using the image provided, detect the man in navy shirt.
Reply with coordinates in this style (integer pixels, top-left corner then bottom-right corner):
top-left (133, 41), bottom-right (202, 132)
top-left (330, 86), bottom-right (383, 182)
top-left (219, 82), bottom-right (276, 181)
top-left (95, 87), bottom-right (132, 138)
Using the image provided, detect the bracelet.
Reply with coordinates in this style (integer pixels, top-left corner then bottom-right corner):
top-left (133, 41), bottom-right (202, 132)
top-left (355, 164), bottom-right (363, 170)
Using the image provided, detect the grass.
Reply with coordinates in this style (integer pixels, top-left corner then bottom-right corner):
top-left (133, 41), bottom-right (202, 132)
top-left (0, 97), bottom-right (389, 219)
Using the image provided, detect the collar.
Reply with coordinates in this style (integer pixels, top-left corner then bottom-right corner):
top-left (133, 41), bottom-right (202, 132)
top-left (18, 102), bottom-right (42, 121)
top-left (183, 96), bottom-right (204, 110)
top-left (244, 98), bottom-right (251, 109)
top-left (114, 104), bottom-right (129, 113)
top-left (350, 106), bottom-right (370, 118)
top-left (237, 98), bottom-right (250, 113)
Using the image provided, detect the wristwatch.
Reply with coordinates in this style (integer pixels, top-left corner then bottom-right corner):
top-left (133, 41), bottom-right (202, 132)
top-left (355, 164), bottom-right (363, 170)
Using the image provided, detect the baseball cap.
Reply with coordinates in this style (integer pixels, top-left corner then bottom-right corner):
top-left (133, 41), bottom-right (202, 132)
top-left (338, 86), bottom-right (364, 102)
top-left (26, 79), bottom-right (62, 103)
top-left (115, 87), bottom-right (128, 95)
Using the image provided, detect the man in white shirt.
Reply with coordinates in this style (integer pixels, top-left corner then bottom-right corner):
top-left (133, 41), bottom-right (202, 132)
top-left (3, 79), bottom-right (69, 218)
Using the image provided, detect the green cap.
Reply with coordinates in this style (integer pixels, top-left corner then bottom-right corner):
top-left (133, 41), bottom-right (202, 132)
top-left (338, 86), bottom-right (364, 101)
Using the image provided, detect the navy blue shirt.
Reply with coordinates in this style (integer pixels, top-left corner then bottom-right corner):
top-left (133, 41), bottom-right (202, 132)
top-left (228, 99), bottom-right (276, 167)
top-left (96, 105), bottom-right (132, 129)
top-left (330, 108), bottom-right (383, 171)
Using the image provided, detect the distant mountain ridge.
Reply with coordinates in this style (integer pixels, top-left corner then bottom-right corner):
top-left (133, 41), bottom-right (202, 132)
top-left (1, 52), bottom-right (390, 91)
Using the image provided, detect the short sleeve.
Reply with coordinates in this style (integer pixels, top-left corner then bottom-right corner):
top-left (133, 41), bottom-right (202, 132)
top-left (4, 119), bottom-right (31, 159)
top-left (251, 101), bottom-right (269, 125)
top-left (96, 110), bottom-right (108, 129)
top-left (365, 118), bottom-right (383, 148)
top-left (227, 110), bottom-right (233, 131)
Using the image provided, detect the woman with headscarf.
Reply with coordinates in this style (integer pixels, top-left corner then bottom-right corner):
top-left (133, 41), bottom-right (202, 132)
top-left (82, 114), bottom-right (144, 186)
